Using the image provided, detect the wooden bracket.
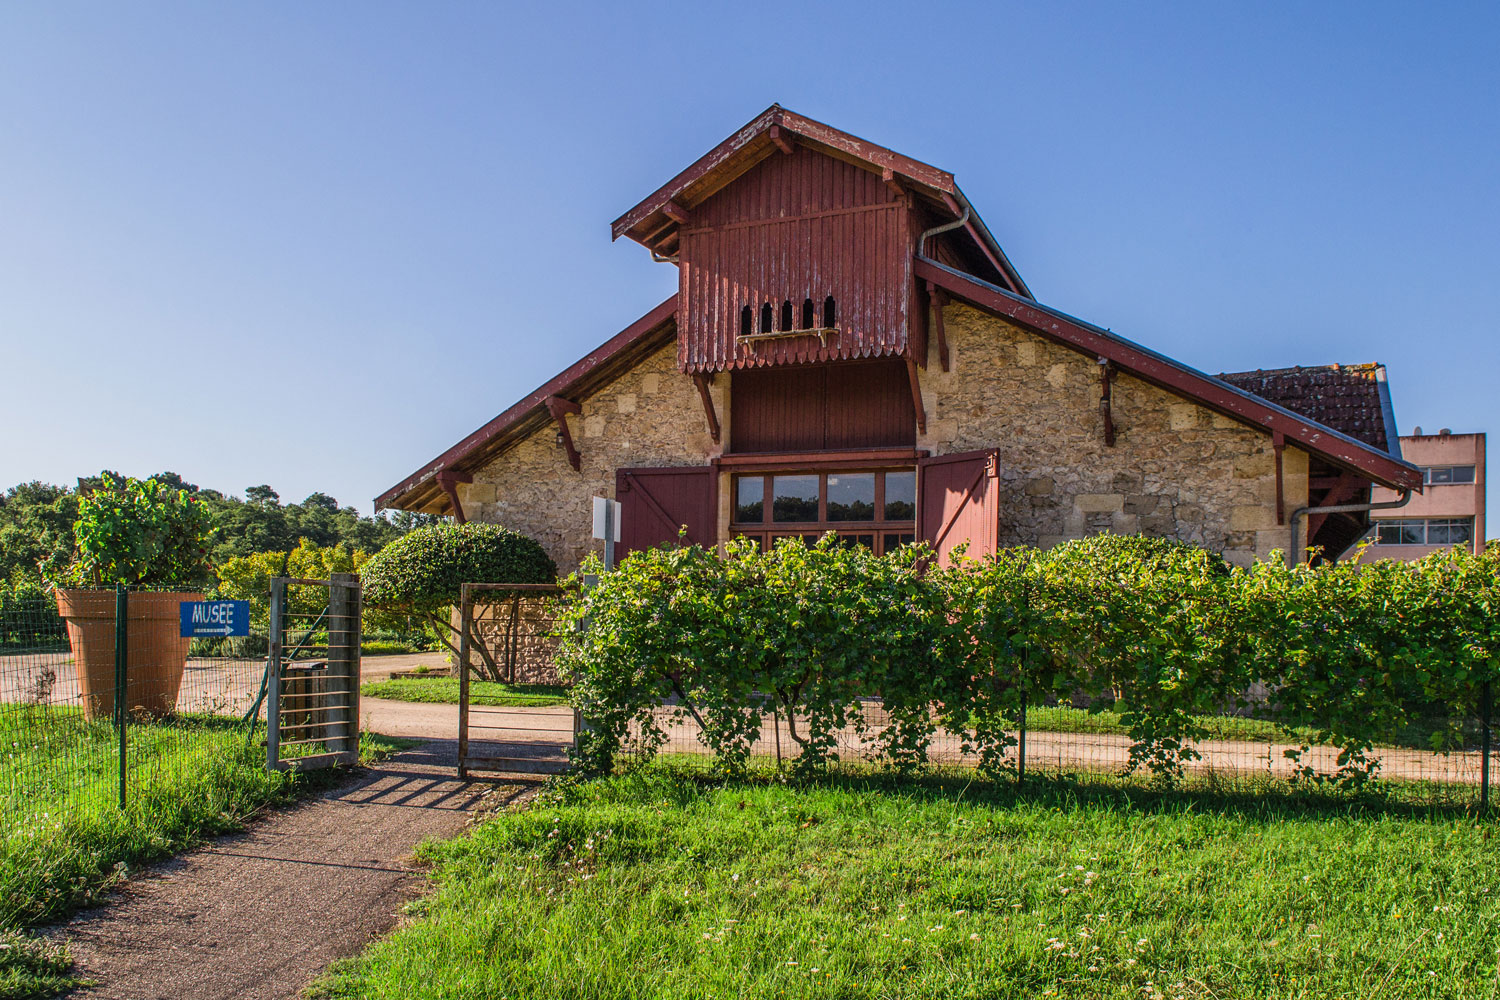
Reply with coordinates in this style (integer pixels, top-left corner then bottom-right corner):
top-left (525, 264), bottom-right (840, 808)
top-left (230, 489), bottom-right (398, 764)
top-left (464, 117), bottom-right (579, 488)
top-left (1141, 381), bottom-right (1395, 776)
top-left (662, 200), bottom-right (690, 225)
top-left (882, 167), bottom-right (910, 205)
top-left (926, 281), bottom-right (950, 372)
top-left (435, 470), bottom-right (473, 524)
top-left (1304, 471), bottom-right (1363, 544)
top-left (904, 354), bottom-right (927, 435)
top-left (769, 124), bottom-right (794, 155)
top-left (544, 396), bottom-right (583, 472)
top-left (1098, 358), bottom-right (1116, 447)
top-left (691, 373), bottom-right (721, 444)
top-left (1272, 431), bottom-right (1285, 524)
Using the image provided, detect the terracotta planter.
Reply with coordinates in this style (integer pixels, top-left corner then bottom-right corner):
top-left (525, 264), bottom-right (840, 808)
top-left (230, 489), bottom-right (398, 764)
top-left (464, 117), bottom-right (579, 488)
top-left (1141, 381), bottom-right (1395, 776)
top-left (54, 589), bottom-right (203, 721)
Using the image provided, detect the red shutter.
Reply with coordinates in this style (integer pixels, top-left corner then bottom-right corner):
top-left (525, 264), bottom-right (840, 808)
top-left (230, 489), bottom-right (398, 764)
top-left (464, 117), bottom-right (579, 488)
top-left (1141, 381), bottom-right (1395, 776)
top-left (616, 466), bottom-right (717, 557)
top-left (917, 449), bottom-right (1000, 566)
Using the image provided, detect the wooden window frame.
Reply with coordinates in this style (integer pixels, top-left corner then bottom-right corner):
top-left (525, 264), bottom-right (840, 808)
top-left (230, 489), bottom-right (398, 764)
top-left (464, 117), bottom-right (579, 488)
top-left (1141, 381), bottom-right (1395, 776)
top-left (730, 467), bottom-right (917, 555)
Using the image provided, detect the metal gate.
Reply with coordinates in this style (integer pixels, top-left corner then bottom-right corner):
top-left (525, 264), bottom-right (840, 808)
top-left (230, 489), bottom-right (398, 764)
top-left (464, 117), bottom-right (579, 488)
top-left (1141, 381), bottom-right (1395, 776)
top-left (457, 583), bottom-right (575, 778)
top-left (266, 572), bottom-right (362, 770)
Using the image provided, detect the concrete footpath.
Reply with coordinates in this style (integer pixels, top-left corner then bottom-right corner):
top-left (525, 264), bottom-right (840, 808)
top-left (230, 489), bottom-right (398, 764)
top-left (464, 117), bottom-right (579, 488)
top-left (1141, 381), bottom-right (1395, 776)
top-left (47, 741), bottom-right (531, 1000)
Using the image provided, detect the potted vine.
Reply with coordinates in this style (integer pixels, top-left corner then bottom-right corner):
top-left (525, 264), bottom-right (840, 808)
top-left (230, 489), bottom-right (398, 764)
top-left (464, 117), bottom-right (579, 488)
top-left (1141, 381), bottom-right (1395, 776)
top-left (45, 475), bottom-right (214, 720)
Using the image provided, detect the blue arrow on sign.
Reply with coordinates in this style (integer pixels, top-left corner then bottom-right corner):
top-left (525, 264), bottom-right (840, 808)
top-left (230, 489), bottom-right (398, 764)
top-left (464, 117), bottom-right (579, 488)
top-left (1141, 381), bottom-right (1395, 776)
top-left (179, 600), bottom-right (251, 638)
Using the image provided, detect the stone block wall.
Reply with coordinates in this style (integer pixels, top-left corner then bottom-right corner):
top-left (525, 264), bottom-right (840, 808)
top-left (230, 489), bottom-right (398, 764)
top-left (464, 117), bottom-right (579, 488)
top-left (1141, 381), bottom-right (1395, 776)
top-left (460, 343), bottom-right (721, 575)
top-left (456, 303), bottom-right (1308, 574)
top-left (917, 303), bottom-right (1308, 566)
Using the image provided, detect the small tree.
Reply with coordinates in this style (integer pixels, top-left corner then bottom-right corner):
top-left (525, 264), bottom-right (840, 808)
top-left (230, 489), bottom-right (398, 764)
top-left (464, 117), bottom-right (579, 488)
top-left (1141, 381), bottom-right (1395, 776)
top-left (43, 474), bottom-right (213, 590)
top-left (360, 522), bottom-right (555, 677)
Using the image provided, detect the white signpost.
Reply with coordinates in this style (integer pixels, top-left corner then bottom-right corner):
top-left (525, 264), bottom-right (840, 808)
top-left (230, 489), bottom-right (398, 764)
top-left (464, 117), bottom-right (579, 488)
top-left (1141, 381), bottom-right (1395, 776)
top-left (591, 495), bottom-right (622, 572)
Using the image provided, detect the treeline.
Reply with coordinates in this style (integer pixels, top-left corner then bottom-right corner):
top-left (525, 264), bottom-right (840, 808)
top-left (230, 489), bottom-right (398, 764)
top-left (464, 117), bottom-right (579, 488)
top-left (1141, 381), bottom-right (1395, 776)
top-left (0, 471), bottom-right (441, 584)
top-left (558, 534), bottom-right (1500, 786)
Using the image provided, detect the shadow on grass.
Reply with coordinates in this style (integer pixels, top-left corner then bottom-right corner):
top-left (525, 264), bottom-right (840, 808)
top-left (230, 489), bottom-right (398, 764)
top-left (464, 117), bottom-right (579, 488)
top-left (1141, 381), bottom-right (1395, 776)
top-left (623, 756), bottom-right (1491, 825)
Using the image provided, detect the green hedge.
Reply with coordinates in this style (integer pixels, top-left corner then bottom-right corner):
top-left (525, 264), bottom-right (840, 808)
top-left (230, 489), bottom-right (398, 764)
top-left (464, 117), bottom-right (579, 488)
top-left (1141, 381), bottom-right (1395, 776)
top-left (556, 535), bottom-right (1500, 785)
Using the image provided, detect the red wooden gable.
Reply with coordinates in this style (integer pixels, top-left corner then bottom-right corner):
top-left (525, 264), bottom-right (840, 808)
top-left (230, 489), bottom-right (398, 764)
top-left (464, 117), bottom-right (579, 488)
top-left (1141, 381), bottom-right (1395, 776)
top-left (677, 146), bottom-right (915, 374)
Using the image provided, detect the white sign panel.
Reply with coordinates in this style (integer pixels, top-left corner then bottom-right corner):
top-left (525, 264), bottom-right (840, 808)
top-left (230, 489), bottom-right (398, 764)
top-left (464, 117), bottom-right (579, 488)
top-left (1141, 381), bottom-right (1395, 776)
top-left (591, 496), bottom-right (622, 541)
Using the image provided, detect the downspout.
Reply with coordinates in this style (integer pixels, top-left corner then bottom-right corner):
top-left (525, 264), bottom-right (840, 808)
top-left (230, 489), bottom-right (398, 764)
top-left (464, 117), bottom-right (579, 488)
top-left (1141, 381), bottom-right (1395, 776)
top-left (917, 205), bottom-right (970, 259)
top-left (1288, 489), bottom-right (1412, 565)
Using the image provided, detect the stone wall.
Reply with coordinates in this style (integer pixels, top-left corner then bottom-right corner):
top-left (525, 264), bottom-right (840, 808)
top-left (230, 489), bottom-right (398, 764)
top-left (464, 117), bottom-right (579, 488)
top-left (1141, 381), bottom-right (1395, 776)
top-left (917, 303), bottom-right (1308, 566)
top-left (458, 303), bottom-right (1308, 573)
top-left (459, 343), bottom-right (721, 575)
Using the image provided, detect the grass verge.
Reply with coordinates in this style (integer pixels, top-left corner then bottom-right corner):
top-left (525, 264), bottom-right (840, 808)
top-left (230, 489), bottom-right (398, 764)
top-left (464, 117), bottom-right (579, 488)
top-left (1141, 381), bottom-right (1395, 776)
top-left (311, 764), bottom-right (1500, 1000)
top-left (1, 709), bottom-right (412, 999)
top-left (360, 676), bottom-right (569, 708)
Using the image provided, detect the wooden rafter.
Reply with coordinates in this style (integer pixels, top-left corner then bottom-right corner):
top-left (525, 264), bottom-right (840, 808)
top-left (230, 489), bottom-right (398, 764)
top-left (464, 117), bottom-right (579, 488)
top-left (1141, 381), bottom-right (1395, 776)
top-left (544, 395), bottom-right (583, 472)
top-left (1272, 432), bottom-right (1285, 524)
top-left (1304, 471), bottom-right (1364, 544)
top-left (769, 123), bottom-right (794, 155)
top-left (925, 281), bottom-right (950, 372)
top-left (882, 166), bottom-right (910, 205)
top-left (1099, 359), bottom-right (1116, 448)
top-left (690, 373), bottom-right (721, 444)
top-left (904, 354), bottom-right (927, 435)
top-left (435, 470), bottom-right (472, 524)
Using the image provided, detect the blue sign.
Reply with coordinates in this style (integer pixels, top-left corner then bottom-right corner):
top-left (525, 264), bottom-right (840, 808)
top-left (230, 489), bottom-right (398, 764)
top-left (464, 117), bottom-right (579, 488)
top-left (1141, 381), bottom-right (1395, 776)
top-left (179, 600), bottom-right (251, 638)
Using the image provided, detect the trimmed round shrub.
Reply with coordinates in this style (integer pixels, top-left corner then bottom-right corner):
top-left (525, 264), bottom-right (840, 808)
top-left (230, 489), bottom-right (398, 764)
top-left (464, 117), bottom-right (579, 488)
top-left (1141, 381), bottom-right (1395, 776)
top-left (361, 522), bottom-right (556, 614)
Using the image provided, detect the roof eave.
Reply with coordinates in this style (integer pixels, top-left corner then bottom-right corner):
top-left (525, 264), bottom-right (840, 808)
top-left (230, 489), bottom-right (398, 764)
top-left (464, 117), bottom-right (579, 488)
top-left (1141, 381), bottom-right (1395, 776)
top-left (375, 295), bottom-right (679, 512)
top-left (915, 257), bottom-right (1423, 492)
top-left (610, 104), bottom-right (958, 249)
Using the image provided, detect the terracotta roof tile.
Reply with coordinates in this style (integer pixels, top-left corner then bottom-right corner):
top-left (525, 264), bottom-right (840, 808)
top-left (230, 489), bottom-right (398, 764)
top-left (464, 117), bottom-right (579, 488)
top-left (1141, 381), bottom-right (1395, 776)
top-left (1216, 363), bottom-right (1394, 453)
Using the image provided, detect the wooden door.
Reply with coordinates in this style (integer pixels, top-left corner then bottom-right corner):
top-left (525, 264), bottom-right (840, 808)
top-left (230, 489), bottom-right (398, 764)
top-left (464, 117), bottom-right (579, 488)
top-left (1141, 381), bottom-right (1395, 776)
top-left (917, 449), bottom-right (1000, 566)
top-left (615, 466), bottom-right (716, 557)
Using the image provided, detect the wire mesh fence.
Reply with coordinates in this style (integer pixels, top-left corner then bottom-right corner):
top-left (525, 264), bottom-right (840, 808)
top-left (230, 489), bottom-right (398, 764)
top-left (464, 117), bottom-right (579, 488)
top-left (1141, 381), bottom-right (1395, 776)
top-left (458, 584), bottom-right (574, 777)
top-left (439, 585), bottom-right (1497, 808)
top-left (620, 695), bottom-right (1494, 807)
top-left (1, 586), bottom-right (274, 928)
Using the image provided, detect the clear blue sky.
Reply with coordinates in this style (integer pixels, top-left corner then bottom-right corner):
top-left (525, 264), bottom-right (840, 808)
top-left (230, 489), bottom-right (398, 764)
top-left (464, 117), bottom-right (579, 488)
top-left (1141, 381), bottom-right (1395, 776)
top-left (2, 2), bottom-right (1496, 534)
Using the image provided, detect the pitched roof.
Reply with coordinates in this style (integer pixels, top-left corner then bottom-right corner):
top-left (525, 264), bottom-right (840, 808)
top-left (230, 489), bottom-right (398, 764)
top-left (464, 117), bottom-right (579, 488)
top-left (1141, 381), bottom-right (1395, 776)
top-left (610, 104), bottom-right (1032, 299)
top-left (1216, 364), bottom-right (1399, 456)
top-left (375, 296), bottom-right (678, 514)
top-left (915, 258), bottom-right (1422, 491)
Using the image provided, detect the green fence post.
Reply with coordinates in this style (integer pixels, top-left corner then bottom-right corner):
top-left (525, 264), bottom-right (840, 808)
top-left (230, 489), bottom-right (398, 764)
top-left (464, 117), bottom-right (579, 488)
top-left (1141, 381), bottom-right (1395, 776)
top-left (1017, 646), bottom-right (1027, 788)
top-left (1017, 688), bottom-right (1027, 787)
top-left (115, 584), bottom-right (128, 809)
top-left (1482, 681), bottom-right (1492, 813)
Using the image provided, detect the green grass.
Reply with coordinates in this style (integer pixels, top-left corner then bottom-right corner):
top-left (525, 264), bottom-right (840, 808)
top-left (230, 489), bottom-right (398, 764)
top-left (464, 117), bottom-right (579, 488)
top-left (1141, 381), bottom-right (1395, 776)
top-left (360, 675), bottom-right (570, 708)
top-left (1, 707), bottom-right (411, 999)
top-left (1023, 705), bottom-right (1297, 743)
top-left (311, 764), bottom-right (1500, 1000)
top-left (1024, 705), bottom-right (1472, 752)
top-left (0, 934), bottom-right (73, 1000)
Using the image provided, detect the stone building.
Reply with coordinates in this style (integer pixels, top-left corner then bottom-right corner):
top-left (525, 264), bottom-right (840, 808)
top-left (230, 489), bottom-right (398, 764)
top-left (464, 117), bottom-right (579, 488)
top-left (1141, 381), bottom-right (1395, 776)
top-left (377, 106), bottom-right (1421, 575)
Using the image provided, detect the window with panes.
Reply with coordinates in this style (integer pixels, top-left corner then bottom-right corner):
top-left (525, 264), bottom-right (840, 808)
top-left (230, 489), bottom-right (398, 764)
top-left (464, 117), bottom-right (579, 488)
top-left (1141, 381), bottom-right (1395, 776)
top-left (731, 469), bottom-right (916, 554)
top-left (1420, 465), bottom-right (1476, 485)
top-left (1374, 518), bottom-right (1474, 545)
